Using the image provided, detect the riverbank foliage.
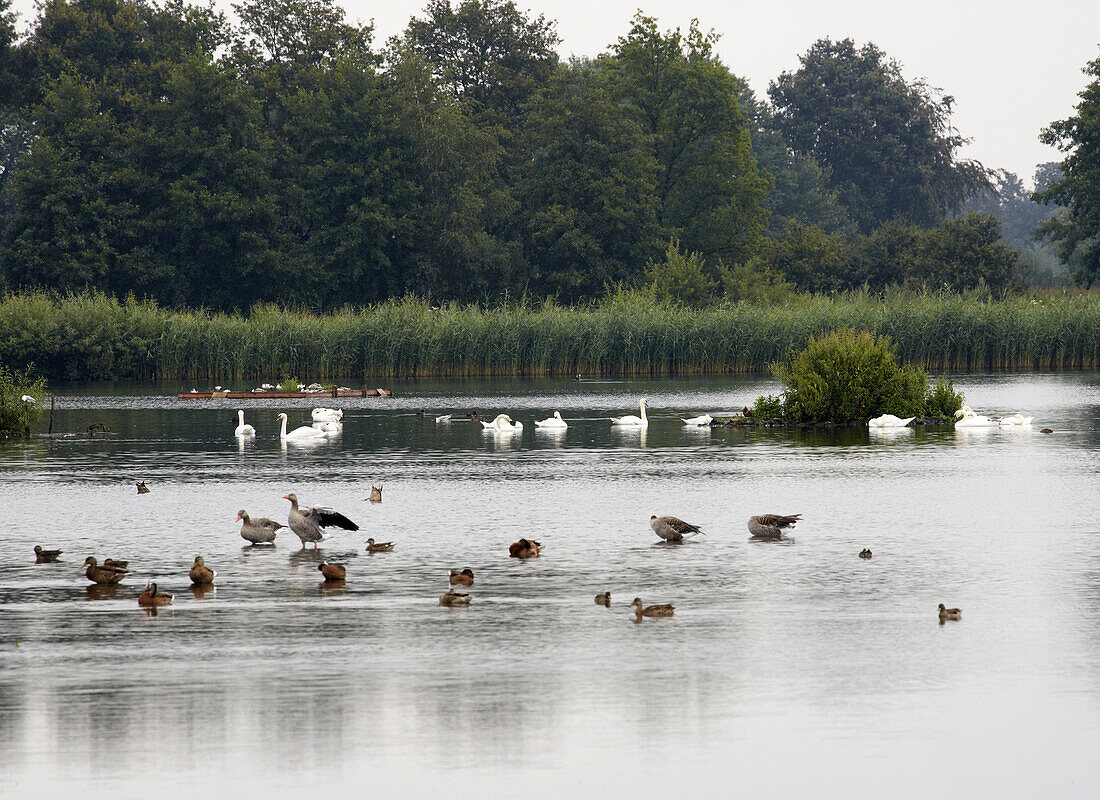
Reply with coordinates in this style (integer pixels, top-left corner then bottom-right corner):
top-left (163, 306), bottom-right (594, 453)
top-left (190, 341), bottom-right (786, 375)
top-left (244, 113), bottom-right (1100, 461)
top-left (763, 329), bottom-right (961, 423)
top-left (1, 290), bottom-right (1097, 382)
top-left (1, 0), bottom-right (1088, 312)
top-left (0, 362), bottom-right (45, 435)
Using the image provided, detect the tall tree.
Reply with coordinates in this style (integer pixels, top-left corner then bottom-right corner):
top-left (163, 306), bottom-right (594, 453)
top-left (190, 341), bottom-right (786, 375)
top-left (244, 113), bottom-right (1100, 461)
top-left (517, 59), bottom-right (658, 300)
top-left (398, 0), bottom-right (559, 127)
top-left (768, 38), bottom-right (990, 233)
top-left (603, 14), bottom-right (768, 264)
top-left (1034, 52), bottom-right (1100, 287)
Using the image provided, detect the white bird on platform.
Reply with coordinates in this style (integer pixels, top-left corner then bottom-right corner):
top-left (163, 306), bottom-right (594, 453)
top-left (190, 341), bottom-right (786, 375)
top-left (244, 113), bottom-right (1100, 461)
top-left (234, 410), bottom-right (255, 437)
top-left (612, 398), bottom-right (649, 427)
top-left (868, 414), bottom-right (915, 428)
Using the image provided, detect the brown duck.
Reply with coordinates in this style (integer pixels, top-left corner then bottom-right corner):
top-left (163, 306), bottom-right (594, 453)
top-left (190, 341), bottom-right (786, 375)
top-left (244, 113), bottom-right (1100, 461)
top-left (189, 556), bottom-right (216, 585)
top-left (859, 548), bottom-right (872, 559)
top-left (81, 556), bottom-right (128, 584)
top-left (136, 481), bottom-right (150, 494)
top-left (439, 590), bottom-right (472, 607)
top-left (747, 514), bottom-right (801, 539)
top-left (509, 538), bottom-right (541, 558)
top-left (34, 545), bottom-right (62, 563)
top-left (630, 598), bottom-right (675, 618)
top-left (138, 582), bottom-right (173, 606)
top-left (318, 562), bottom-right (346, 581)
top-left (366, 485), bottom-right (383, 504)
top-left (365, 538), bottom-right (395, 553)
top-left (938, 603), bottom-right (962, 622)
top-left (595, 591), bottom-right (611, 606)
top-left (449, 568), bottom-right (474, 586)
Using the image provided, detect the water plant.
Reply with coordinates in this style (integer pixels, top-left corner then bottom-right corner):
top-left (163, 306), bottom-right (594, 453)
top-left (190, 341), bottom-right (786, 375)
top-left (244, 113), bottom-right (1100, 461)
top-left (0, 363), bottom-right (46, 436)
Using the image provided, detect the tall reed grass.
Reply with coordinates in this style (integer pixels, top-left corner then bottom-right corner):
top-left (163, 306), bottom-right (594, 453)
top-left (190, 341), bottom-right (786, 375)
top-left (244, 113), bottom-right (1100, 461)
top-left (1, 290), bottom-right (1097, 381)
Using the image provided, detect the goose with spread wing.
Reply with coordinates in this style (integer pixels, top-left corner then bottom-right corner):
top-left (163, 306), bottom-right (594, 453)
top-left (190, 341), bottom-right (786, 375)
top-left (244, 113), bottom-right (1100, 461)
top-left (283, 492), bottom-right (359, 548)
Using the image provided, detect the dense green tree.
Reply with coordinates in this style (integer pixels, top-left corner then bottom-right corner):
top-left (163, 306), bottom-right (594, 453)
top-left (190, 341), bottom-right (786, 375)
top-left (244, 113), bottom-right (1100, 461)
top-left (398, 0), bottom-right (558, 126)
top-left (1034, 52), bottom-right (1100, 287)
top-left (769, 38), bottom-right (990, 233)
top-left (738, 86), bottom-right (855, 239)
top-left (517, 59), bottom-right (657, 300)
top-left (750, 221), bottom-right (850, 293)
top-left (603, 14), bottom-right (768, 264)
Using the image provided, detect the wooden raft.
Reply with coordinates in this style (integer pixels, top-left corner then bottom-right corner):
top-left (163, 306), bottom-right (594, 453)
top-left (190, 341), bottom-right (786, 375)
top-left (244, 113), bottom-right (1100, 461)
top-left (177, 386), bottom-right (393, 400)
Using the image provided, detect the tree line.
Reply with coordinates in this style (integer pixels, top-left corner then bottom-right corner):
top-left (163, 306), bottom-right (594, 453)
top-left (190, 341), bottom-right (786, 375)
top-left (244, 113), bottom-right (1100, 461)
top-left (0, 0), bottom-right (1092, 312)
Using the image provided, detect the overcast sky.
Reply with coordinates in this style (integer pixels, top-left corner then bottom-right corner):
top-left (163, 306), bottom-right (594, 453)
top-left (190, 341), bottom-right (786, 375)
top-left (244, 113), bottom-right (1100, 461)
top-left (11, 0), bottom-right (1098, 187)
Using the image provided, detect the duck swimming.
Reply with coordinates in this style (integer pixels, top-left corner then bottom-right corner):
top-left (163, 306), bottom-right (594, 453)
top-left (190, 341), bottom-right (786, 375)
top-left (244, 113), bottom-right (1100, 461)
top-left (365, 538), bottom-right (395, 553)
top-left (138, 582), bottom-right (173, 607)
top-left (938, 603), bottom-right (962, 622)
top-left (508, 538), bottom-right (541, 558)
top-left (439, 590), bottom-right (472, 606)
top-left (611, 398), bottom-right (649, 427)
top-left (81, 557), bottom-right (128, 584)
top-left (189, 556), bottom-right (216, 585)
top-left (449, 568), bottom-right (474, 586)
top-left (630, 598), bottom-right (674, 618)
top-left (595, 591), bottom-right (611, 606)
top-left (34, 545), bottom-right (62, 563)
top-left (859, 548), bottom-right (872, 559)
top-left (534, 411), bottom-right (568, 429)
top-left (318, 562), bottom-right (346, 581)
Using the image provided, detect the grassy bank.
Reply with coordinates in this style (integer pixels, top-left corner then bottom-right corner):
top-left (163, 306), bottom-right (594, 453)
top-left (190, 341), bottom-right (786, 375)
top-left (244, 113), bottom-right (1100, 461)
top-left (1, 290), bottom-right (1098, 382)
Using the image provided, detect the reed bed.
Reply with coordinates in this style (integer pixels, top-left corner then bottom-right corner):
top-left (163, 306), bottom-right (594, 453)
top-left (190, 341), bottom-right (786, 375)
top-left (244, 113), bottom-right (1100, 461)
top-left (1, 290), bottom-right (1097, 381)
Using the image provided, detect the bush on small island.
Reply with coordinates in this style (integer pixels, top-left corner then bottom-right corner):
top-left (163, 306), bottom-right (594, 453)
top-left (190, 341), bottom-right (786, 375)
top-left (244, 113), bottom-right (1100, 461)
top-left (0, 364), bottom-right (46, 436)
top-left (756, 329), bottom-right (963, 423)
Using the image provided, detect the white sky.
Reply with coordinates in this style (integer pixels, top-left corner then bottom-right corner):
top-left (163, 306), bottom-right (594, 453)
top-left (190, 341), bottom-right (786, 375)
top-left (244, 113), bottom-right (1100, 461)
top-left (10, 0), bottom-right (1098, 187)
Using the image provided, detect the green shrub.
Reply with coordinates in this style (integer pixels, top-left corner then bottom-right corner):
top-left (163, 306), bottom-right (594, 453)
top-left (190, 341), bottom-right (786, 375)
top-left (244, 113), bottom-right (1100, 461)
top-left (0, 364), bottom-right (46, 436)
top-left (922, 376), bottom-right (964, 418)
top-left (751, 394), bottom-right (784, 420)
top-left (770, 329), bottom-right (928, 422)
top-left (280, 376), bottom-right (302, 392)
top-left (643, 239), bottom-right (717, 306)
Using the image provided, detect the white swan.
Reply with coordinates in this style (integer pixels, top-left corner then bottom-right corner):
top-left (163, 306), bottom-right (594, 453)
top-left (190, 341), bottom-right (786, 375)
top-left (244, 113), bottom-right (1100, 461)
top-left (312, 420), bottom-right (342, 434)
top-left (435, 414), bottom-right (452, 424)
top-left (534, 411), bottom-right (568, 429)
top-left (953, 406), bottom-right (998, 427)
top-left (277, 413), bottom-right (330, 440)
top-left (234, 410), bottom-right (256, 437)
top-left (680, 414), bottom-right (712, 426)
top-left (482, 413), bottom-right (522, 431)
top-left (312, 407), bottom-right (343, 422)
top-left (999, 413), bottom-right (1033, 427)
top-left (868, 414), bottom-right (915, 428)
top-left (612, 398), bottom-right (649, 427)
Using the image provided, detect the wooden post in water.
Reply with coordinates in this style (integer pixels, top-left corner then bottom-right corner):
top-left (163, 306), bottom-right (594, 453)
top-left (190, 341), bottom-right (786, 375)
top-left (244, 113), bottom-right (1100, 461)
top-left (48, 394), bottom-right (55, 434)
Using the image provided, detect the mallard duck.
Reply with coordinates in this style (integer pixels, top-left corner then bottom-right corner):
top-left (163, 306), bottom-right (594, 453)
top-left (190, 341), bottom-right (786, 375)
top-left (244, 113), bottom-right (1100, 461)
top-left (138, 582), bottom-right (173, 606)
top-left (237, 510), bottom-right (282, 544)
top-left (189, 556), bottom-right (216, 585)
top-left (34, 545), bottom-right (62, 563)
top-left (650, 515), bottom-right (704, 542)
top-left (103, 558), bottom-right (129, 570)
top-left (595, 591), bottom-right (611, 606)
top-left (367, 485), bottom-right (383, 504)
top-left (859, 548), bottom-right (872, 559)
top-left (508, 538), bottom-right (541, 558)
top-left (1040, 428), bottom-right (1053, 434)
top-left (938, 603), bottom-right (962, 622)
top-left (747, 514), bottom-right (801, 539)
top-left (284, 493), bottom-right (359, 548)
top-left (81, 557), bottom-right (128, 584)
top-left (318, 562), bottom-right (346, 581)
top-left (365, 538), bottom-right (395, 553)
top-left (136, 481), bottom-right (150, 494)
top-left (439, 590), bottom-right (472, 606)
top-left (630, 598), bottom-right (674, 617)
top-left (449, 568), bottom-right (474, 586)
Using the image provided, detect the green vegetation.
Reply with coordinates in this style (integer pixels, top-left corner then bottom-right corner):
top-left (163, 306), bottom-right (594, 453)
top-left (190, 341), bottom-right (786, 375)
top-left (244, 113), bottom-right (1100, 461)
top-left (0, 362), bottom-right (45, 436)
top-left (764, 329), bottom-right (957, 423)
top-left (1, 290), bottom-right (1097, 382)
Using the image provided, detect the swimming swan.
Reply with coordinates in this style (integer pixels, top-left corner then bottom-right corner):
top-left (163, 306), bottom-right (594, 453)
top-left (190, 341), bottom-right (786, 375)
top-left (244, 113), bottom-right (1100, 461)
top-left (482, 413), bottom-right (522, 431)
top-left (311, 407), bottom-right (343, 422)
top-left (953, 406), bottom-right (998, 427)
top-left (999, 413), bottom-right (1033, 427)
top-left (534, 411), bottom-right (568, 429)
top-left (277, 413), bottom-right (330, 440)
top-left (234, 410), bottom-right (256, 437)
top-left (868, 414), bottom-right (915, 428)
top-left (680, 414), bottom-right (713, 426)
top-left (612, 398), bottom-right (649, 427)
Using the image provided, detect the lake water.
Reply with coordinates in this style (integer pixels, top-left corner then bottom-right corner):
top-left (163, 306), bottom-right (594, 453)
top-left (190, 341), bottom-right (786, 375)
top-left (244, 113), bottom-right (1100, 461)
top-left (1, 374), bottom-right (1098, 798)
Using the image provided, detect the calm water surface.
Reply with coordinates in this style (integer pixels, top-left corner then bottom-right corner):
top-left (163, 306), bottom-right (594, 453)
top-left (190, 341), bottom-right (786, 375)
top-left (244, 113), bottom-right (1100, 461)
top-left (1, 375), bottom-right (1099, 798)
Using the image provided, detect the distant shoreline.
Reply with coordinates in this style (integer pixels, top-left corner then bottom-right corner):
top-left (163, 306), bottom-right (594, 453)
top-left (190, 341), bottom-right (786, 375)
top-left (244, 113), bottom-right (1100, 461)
top-left (1, 290), bottom-right (1097, 382)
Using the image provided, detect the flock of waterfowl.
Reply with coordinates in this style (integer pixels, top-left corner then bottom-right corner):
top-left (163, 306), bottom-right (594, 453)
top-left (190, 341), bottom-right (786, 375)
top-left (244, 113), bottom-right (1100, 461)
top-left (30, 399), bottom-right (1012, 623)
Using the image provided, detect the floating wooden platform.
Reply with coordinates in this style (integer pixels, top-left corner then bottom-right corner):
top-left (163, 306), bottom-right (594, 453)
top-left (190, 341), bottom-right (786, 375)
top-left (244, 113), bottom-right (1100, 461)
top-left (177, 387), bottom-right (393, 400)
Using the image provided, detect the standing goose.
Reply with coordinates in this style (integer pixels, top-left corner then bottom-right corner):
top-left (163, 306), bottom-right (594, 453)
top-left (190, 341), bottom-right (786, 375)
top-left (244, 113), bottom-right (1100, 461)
top-left (189, 556), bottom-right (216, 585)
top-left (276, 413), bottom-right (329, 441)
top-left (81, 557), bottom-right (128, 584)
top-left (34, 545), bottom-right (63, 563)
top-left (650, 515), bottom-right (704, 542)
top-left (612, 398), bottom-right (649, 427)
top-left (747, 514), bottom-right (801, 539)
top-left (283, 493), bottom-right (359, 548)
top-left (234, 410), bottom-right (256, 437)
top-left (237, 510), bottom-right (282, 544)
